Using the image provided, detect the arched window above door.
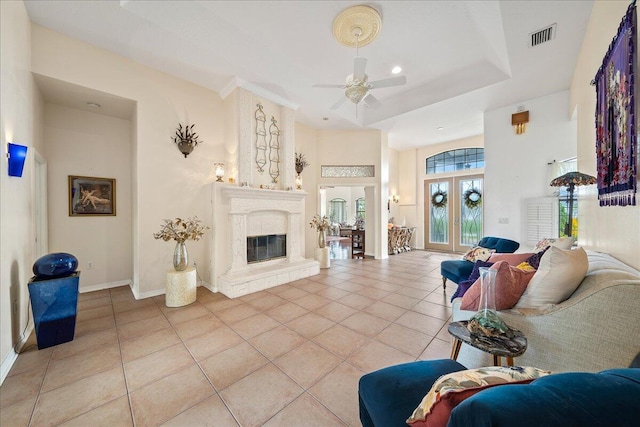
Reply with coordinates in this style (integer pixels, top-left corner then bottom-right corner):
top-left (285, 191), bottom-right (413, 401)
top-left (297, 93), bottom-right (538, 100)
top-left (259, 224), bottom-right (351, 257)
top-left (426, 148), bottom-right (484, 174)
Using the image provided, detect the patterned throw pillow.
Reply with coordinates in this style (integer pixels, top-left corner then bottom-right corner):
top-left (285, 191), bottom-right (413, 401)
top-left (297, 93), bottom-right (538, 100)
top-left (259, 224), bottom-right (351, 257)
top-left (533, 237), bottom-right (574, 253)
top-left (462, 246), bottom-right (495, 262)
top-left (406, 366), bottom-right (551, 427)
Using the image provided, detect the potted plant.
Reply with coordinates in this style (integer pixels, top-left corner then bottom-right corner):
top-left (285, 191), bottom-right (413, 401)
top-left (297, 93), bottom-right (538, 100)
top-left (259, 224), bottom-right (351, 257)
top-left (153, 217), bottom-right (209, 271)
top-left (172, 123), bottom-right (203, 158)
top-left (309, 214), bottom-right (330, 248)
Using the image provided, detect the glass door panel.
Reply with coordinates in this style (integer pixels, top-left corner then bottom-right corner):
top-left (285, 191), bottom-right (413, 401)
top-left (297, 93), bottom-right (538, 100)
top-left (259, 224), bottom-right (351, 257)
top-left (425, 179), bottom-right (453, 252)
top-left (425, 175), bottom-right (484, 253)
top-left (457, 176), bottom-right (483, 250)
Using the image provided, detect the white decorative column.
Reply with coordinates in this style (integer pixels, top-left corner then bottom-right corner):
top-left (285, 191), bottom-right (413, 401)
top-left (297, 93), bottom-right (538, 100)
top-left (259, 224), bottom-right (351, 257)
top-left (280, 106), bottom-right (296, 190)
top-left (229, 213), bottom-right (247, 271)
top-left (237, 88), bottom-right (253, 186)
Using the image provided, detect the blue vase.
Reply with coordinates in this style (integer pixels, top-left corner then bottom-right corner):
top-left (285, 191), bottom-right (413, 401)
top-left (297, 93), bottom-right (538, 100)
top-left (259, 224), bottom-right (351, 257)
top-left (33, 252), bottom-right (78, 278)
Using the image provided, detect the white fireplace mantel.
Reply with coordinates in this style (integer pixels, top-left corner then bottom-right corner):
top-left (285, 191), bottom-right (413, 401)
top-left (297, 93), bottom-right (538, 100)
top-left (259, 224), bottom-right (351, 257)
top-left (222, 186), bottom-right (307, 202)
top-left (214, 184), bottom-right (318, 298)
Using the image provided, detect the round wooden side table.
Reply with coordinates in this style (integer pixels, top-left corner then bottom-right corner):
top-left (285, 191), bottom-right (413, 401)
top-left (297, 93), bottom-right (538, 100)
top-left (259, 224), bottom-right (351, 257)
top-left (448, 320), bottom-right (527, 366)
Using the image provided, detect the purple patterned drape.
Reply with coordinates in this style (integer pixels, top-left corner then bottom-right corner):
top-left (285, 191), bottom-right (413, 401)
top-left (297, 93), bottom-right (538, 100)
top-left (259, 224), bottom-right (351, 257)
top-left (594, 2), bottom-right (637, 206)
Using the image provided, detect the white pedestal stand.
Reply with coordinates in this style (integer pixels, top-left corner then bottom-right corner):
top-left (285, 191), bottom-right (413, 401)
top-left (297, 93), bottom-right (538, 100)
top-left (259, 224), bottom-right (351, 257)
top-left (315, 247), bottom-right (330, 269)
top-left (165, 267), bottom-right (197, 307)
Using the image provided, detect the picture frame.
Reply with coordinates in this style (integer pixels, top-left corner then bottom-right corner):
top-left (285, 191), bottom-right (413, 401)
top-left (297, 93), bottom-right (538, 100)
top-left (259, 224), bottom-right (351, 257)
top-left (68, 175), bottom-right (116, 216)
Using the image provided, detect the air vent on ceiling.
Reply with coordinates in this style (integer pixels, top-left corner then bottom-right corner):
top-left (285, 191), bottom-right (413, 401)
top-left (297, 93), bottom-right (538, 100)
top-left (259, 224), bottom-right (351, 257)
top-left (529, 24), bottom-right (556, 47)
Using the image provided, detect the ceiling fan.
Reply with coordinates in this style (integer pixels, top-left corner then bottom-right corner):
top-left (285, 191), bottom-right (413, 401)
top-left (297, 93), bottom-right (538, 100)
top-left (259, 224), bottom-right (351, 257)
top-left (313, 6), bottom-right (406, 114)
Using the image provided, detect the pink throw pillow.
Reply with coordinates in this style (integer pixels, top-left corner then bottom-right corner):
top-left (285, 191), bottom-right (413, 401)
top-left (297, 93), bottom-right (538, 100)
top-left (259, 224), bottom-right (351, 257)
top-left (488, 252), bottom-right (534, 266)
top-left (460, 261), bottom-right (536, 311)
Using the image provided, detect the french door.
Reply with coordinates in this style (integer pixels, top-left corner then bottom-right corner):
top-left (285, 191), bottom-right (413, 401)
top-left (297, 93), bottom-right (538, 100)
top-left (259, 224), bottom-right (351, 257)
top-left (424, 175), bottom-right (484, 253)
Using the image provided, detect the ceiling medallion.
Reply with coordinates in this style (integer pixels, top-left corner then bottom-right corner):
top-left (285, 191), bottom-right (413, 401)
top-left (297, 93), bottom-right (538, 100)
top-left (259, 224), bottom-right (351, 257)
top-left (332, 5), bottom-right (382, 48)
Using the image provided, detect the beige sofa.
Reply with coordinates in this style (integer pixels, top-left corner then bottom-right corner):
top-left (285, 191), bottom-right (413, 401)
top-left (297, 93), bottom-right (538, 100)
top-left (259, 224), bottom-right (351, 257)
top-left (452, 251), bottom-right (640, 373)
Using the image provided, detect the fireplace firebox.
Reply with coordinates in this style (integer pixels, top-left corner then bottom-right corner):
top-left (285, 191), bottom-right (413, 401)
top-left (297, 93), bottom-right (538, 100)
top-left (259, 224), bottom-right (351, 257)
top-left (247, 234), bottom-right (286, 264)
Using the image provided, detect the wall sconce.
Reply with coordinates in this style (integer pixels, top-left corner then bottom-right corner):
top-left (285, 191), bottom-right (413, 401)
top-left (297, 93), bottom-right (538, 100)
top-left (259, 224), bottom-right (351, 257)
top-left (512, 110), bottom-right (529, 135)
top-left (392, 194), bottom-right (400, 204)
top-left (214, 163), bottom-right (225, 182)
top-left (295, 174), bottom-right (303, 190)
top-left (7, 143), bottom-right (28, 177)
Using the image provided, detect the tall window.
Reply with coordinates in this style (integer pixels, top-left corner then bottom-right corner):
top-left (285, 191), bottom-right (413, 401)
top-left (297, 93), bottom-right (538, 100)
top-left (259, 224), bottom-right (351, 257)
top-left (355, 197), bottom-right (365, 219)
top-left (426, 148), bottom-right (484, 174)
top-left (329, 198), bottom-right (347, 223)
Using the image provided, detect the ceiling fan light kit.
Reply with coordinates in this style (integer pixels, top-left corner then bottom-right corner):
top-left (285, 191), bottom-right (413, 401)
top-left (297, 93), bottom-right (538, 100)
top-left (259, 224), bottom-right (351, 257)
top-left (316, 5), bottom-right (407, 115)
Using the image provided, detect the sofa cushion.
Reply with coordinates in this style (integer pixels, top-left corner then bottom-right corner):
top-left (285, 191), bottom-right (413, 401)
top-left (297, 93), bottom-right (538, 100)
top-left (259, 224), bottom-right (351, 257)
top-left (450, 260), bottom-right (494, 301)
top-left (515, 246), bottom-right (588, 308)
top-left (488, 252), bottom-right (534, 265)
top-left (407, 366), bottom-right (550, 427)
top-left (462, 246), bottom-right (495, 262)
top-left (459, 261), bottom-right (536, 311)
top-left (358, 359), bottom-right (467, 427)
top-left (448, 369), bottom-right (640, 427)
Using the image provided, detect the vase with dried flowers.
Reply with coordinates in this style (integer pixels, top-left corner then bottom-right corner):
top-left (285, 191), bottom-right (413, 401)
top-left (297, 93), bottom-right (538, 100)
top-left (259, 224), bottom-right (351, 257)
top-left (309, 214), bottom-right (330, 248)
top-left (153, 217), bottom-right (209, 271)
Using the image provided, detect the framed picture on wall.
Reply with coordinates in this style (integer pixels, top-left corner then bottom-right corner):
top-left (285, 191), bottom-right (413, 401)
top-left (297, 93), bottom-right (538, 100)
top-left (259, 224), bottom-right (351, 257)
top-left (68, 175), bottom-right (116, 216)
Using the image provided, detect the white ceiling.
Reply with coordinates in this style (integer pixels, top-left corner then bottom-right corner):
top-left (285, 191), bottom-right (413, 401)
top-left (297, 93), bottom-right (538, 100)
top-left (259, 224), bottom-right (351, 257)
top-left (24, 1), bottom-right (594, 150)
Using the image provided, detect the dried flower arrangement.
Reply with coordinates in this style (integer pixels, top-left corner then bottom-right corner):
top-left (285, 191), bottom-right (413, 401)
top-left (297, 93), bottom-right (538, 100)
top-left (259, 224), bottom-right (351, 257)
top-left (153, 217), bottom-right (209, 243)
top-left (173, 124), bottom-right (203, 158)
top-left (295, 152), bottom-right (309, 175)
top-left (309, 214), bottom-right (331, 232)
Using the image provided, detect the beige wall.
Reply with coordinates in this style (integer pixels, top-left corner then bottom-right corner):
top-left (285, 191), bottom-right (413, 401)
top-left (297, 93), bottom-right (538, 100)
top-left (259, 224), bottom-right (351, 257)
top-left (0, 0), bottom-right (44, 380)
top-left (31, 25), bottom-right (226, 298)
top-left (484, 91), bottom-right (576, 248)
top-left (44, 104), bottom-right (133, 289)
top-left (570, 1), bottom-right (640, 269)
top-left (316, 129), bottom-right (387, 258)
top-left (408, 135), bottom-right (485, 249)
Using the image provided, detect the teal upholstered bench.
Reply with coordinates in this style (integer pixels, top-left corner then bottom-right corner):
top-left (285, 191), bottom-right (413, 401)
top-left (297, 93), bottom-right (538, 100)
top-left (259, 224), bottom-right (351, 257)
top-left (440, 237), bottom-right (519, 289)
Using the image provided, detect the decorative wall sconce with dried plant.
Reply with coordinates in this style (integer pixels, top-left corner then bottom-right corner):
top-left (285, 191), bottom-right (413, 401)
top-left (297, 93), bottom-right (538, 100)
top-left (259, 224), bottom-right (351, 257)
top-left (172, 123), bottom-right (202, 158)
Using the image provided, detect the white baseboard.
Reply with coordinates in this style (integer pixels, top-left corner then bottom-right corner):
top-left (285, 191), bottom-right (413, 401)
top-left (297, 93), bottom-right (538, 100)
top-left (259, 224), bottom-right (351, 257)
top-left (80, 279), bottom-right (132, 294)
top-left (1, 320), bottom-right (35, 385)
top-left (1, 348), bottom-right (18, 385)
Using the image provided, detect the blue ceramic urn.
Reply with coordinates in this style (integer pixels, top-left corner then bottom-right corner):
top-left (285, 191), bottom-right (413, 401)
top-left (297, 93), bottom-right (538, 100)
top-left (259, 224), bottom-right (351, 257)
top-left (33, 252), bottom-right (78, 278)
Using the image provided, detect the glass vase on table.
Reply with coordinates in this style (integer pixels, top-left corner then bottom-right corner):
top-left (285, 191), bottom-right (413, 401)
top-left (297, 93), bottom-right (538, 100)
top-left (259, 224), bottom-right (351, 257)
top-left (468, 267), bottom-right (508, 335)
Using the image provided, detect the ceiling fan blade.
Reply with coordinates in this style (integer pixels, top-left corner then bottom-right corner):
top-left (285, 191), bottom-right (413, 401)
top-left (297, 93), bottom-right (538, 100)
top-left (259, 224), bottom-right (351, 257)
top-left (313, 84), bottom-right (345, 88)
top-left (363, 93), bottom-right (382, 110)
top-left (369, 75), bottom-right (407, 89)
top-left (330, 96), bottom-right (348, 110)
top-left (353, 57), bottom-right (367, 80)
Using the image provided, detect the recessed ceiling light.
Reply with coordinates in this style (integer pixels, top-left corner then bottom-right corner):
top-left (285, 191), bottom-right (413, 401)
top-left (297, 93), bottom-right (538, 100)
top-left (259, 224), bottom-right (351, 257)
top-left (87, 102), bottom-right (101, 109)
top-left (437, 127), bottom-right (444, 131)
top-left (391, 66), bottom-right (402, 74)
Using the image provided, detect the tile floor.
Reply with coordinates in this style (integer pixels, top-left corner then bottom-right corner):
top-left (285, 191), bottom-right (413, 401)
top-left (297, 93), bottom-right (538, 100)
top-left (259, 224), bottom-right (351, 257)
top-left (1, 250), bottom-right (459, 427)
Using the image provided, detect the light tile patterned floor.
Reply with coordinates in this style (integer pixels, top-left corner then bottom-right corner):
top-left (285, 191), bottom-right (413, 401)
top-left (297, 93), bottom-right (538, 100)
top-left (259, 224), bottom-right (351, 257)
top-left (1, 250), bottom-right (459, 427)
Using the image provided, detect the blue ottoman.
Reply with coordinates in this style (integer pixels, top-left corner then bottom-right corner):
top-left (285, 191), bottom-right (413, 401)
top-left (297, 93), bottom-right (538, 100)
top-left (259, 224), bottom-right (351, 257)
top-left (359, 359), bottom-right (466, 427)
